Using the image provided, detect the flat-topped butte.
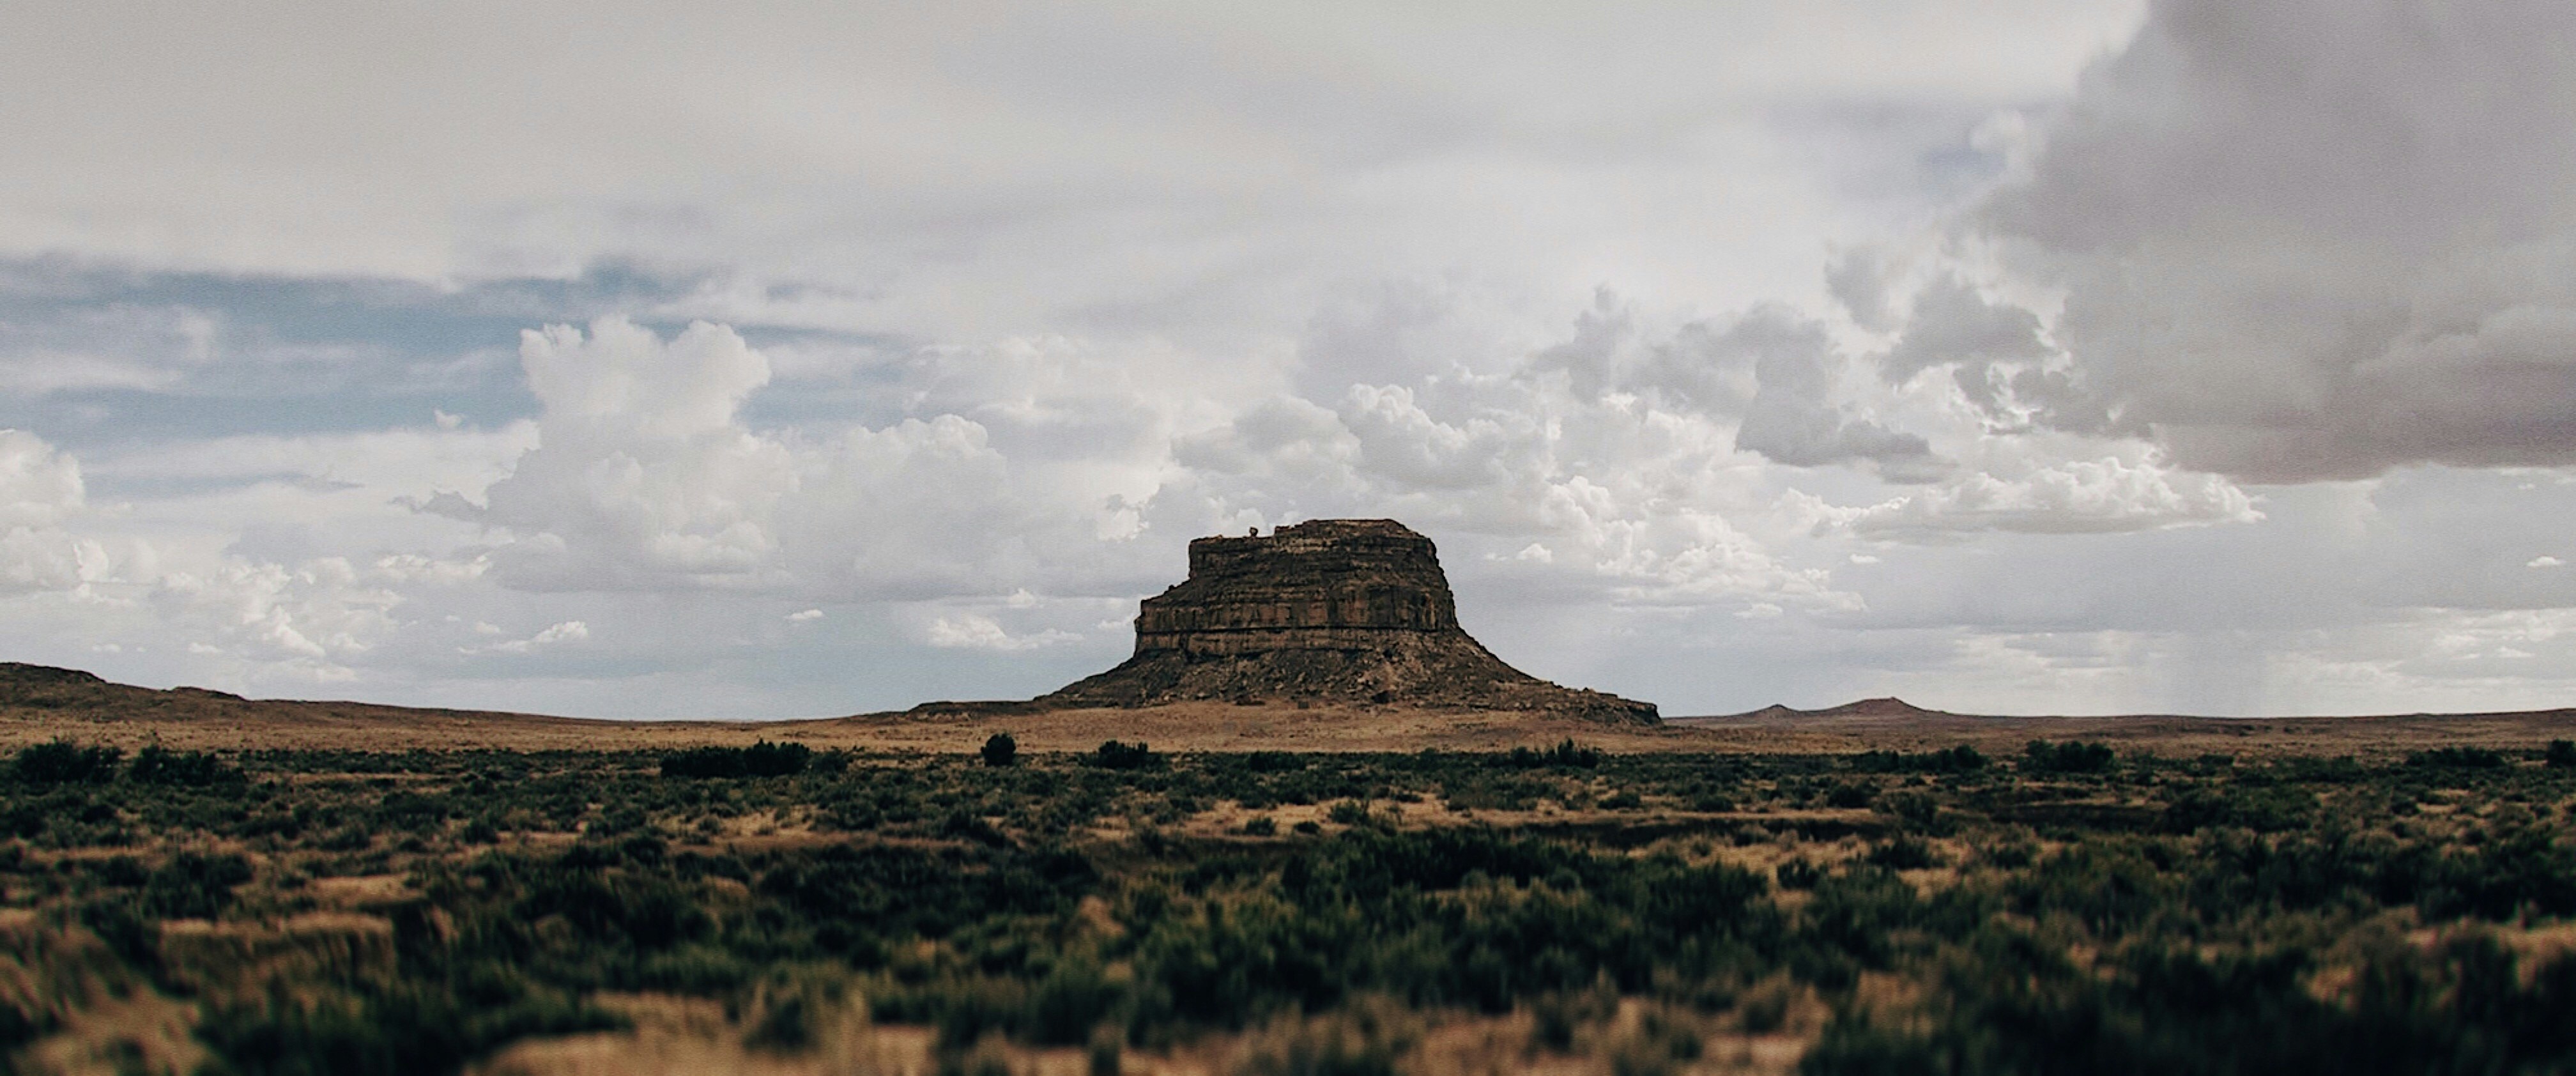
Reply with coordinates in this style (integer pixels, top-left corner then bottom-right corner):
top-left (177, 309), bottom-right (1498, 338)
top-left (1043, 518), bottom-right (1659, 723)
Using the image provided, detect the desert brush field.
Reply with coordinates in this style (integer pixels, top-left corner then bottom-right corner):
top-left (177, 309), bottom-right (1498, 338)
top-left (2, 665), bottom-right (2575, 1075)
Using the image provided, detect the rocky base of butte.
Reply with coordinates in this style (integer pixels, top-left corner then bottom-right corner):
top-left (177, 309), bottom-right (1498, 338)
top-left (1039, 519), bottom-right (1659, 725)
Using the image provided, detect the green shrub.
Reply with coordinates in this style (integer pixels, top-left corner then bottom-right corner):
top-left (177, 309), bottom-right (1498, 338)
top-left (13, 739), bottom-right (122, 785)
top-left (1852, 745), bottom-right (1986, 774)
top-left (1878, 791), bottom-right (1940, 828)
top-left (1864, 836), bottom-right (1939, 871)
top-left (2023, 740), bottom-right (2116, 774)
top-left (128, 743), bottom-right (244, 787)
top-left (742, 741), bottom-right (813, 776)
top-left (661, 741), bottom-right (812, 779)
top-left (1501, 740), bottom-right (1601, 769)
top-left (1092, 741), bottom-right (1157, 771)
top-left (981, 734), bottom-right (1018, 768)
top-left (2409, 747), bottom-right (2507, 769)
top-left (142, 850), bottom-right (254, 919)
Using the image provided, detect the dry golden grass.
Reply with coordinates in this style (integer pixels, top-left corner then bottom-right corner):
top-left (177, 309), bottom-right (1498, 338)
top-left (1, 911), bottom-right (206, 1076)
top-left (9, 680), bottom-right (2576, 758)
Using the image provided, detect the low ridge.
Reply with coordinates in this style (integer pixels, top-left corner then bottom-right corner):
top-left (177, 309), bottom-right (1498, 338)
top-left (1715, 697), bottom-right (1950, 722)
top-left (1039, 519), bottom-right (1659, 723)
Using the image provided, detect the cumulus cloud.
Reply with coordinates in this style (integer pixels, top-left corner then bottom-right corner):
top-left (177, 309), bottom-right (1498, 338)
top-left (452, 318), bottom-right (1139, 601)
top-left (1874, 275), bottom-right (2083, 427)
top-left (150, 557), bottom-right (403, 674)
top-left (1338, 384), bottom-right (1531, 491)
top-left (0, 427), bottom-right (471, 682)
top-left (1831, 452), bottom-right (2260, 539)
top-left (0, 429), bottom-right (114, 596)
top-left (1165, 290), bottom-right (1869, 613)
top-left (1979, 0), bottom-right (2576, 480)
top-left (0, 429), bottom-right (84, 530)
top-left (521, 318), bottom-right (769, 442)
top-left (924, 613), bottom-right (1077, 652)
top-left (1722, 307), bottom-right (1942, 478)
top-left (482, 620), bottom-right (588, 654)
top-left (469, 318), bottom-right (794, 588)
top-left (1825, 247), bottom-right (1901, 332)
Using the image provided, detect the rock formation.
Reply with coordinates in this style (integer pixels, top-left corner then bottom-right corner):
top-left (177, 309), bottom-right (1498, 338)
top-left (1040, 519), bottom-right (1659, 723)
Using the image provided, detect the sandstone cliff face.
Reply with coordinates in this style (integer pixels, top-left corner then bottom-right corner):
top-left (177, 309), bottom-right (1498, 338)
top-left (1042, 519), bottom-right (1659, 723)
top-left (1135, 520), bottom-right (1456, 654)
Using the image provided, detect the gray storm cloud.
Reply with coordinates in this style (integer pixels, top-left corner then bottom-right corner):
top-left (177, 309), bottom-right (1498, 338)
top-left (1724, 307), bottom-right (1942, 479)
top-left (1981, 0), bottom-right (2576, 480)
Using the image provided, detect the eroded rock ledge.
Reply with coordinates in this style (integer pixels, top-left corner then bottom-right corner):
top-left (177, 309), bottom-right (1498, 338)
top-left (1040, 519), bottom-right (1659, 723)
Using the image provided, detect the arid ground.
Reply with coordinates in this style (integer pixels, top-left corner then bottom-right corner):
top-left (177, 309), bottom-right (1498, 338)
top-left (8, 663), bottom-right (2575, 757)
top-left (5, 662), bottom-right (2575, 1075)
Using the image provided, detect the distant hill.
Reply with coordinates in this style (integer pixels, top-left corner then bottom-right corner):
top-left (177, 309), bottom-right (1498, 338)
top-left (1, 661), bottom-right (249, 714)
top-left (0, 661), bottom-right (631, 751)
top-left (1721, 696), bottom-right (1954, 721)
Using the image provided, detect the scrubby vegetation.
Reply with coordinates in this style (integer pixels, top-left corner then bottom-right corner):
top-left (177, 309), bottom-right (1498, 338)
top-left (657, 739), bottom-right (825, 779)
top-left (0, 735), bottom-right (2571, 1073)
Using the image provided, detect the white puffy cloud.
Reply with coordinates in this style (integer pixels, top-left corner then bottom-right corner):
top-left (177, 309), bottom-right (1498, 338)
top-left (149, 557), bottom-right (402, 672)
top-left (0, 424), bottom-right (519, 686)
top-left (470, 318), bottom-right (794, 588)
top-left (0, 428), bottom-right (84, 530)
top-left (1977, 0), bottom-right (2576, 480)
top-left (457, 318), bottom-right (1171, 602)
top-left (1832, 452), bottom-right (2259, 539)
top-left (480, 620), bottom-right (588, 655)
top-left (1338, 384), bottom-right (1530, 491)
top-left (924, 613), bottom-right (1077, 652)
top-left (1164, 288), bottom-right (1876, 614)
top-left (521, 319), bottom-right (770, 442)
top-left (0, 429), bottom-right (115, 596)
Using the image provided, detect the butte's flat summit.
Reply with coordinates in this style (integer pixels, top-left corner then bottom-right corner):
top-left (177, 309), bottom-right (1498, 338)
top-left (1041, 519), bottom-right (1659, 723)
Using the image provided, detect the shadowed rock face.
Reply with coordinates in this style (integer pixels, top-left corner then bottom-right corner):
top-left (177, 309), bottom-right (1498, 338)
top-left (1042, 519), bottom-right (1658, 723)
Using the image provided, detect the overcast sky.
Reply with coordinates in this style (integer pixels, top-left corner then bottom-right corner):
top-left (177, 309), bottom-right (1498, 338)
top-left (7, 0), bottom-right (2576, 718)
